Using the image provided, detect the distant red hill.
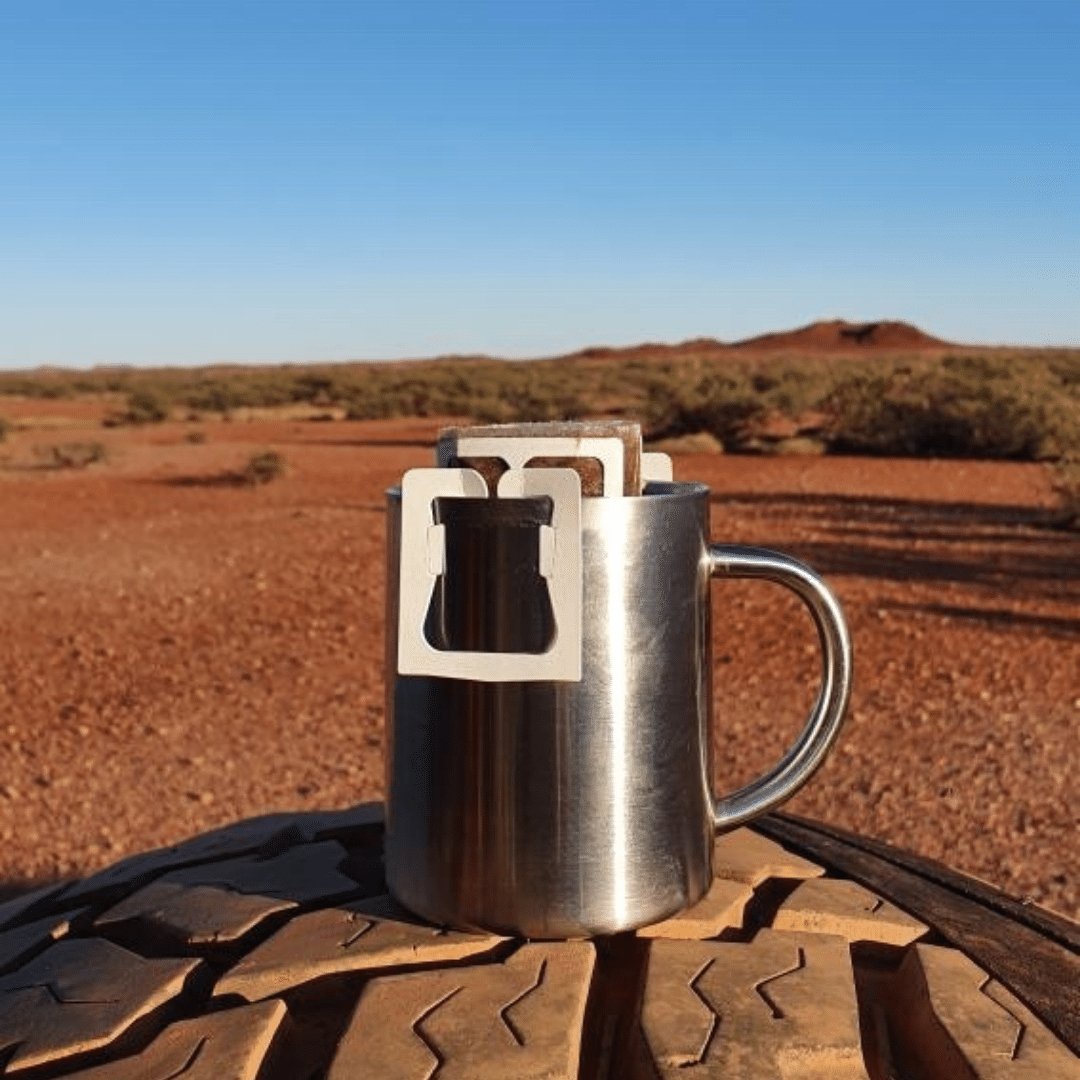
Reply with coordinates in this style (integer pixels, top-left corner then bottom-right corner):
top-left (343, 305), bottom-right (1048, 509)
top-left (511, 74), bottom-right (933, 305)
top-left (732, 319), bottom-right (950, 353)
top-left (564, 336), bottom-right (726, 362)
top-left (558, 319), bottom-right (950, 363)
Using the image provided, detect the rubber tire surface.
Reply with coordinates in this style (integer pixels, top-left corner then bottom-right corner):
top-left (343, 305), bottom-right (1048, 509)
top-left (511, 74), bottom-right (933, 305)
top-left (0, 805), bottom-right (1076, 1078)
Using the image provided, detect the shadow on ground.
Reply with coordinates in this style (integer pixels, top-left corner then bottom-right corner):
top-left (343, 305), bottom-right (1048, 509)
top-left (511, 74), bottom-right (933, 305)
top-left (712, 491), bottom-right (1079, 601)
top-left (157, 472), bottom-right (256, 489)
top-left (882, 601), bottom-right (1079, 640)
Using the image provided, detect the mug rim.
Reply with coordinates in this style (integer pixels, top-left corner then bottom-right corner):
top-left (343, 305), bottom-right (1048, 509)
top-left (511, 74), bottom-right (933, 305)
top-left (387, 478), bottom-right (710, 501)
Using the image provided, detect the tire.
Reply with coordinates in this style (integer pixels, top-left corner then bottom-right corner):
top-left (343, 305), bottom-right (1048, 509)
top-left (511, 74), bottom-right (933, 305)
top-left (0, 805), bottom-right (1075, 1078)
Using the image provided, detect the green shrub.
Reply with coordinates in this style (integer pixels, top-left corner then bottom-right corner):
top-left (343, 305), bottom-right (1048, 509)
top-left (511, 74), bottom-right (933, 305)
top-left (1051, 454), bottom-right (1080, 529)
top-left (185, 380), bottom-right (242, 414)
top-left (125, 389), bottom-right (170, 424)
top-left (102, 388), bottom-right (171, 427)
top-left (241, 450), bottom-right (286, 486)
top-left (748, 364), bottom-right (833, 415)
top-left (340, 363), bottom-right (588, 424)
top-left (822, 360), bottom-right (1073, 460)
top-left (179, 374), bottom-right (299, 413)
top-left (643, 370), bottom-right (765, 449)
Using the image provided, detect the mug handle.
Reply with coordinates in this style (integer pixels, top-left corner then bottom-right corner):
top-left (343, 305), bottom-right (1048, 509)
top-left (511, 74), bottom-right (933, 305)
top-left (708, 545), bottom-right (853, 831)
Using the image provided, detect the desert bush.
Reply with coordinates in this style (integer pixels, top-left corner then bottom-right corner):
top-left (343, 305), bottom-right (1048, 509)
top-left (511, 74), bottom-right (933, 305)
top-left (340, 363), bottom-right (589, 424)
top-left (747, 363), bottom-right (835, 415)
top-left (1051, 454), bottom-right (1080, 529)
top-left (183, 380), bottom-right (242, 414)
top-left (643, 369), bottom-right (765, 449)
top-left (0, 417), bottom-right (9, 443)
top-left (183, 379), bottom-right (262, 414)
top-left (185, 430), bottom-right (207, 445)
top-left (0, 376), bottom-right (74, 399)
top-left (124, 388), bottom-right (170, 424)
top-left (474, 372), bottom-right (588, 424)
top-left (175, 371), bottom-right (314, 414)
top-left (288, 371), bottom-right (357, 406)
top-left (36, 442), bottom-right (108, 469)
top-left (822, 359), bottom-right (1074, 460)
top-left (241, 450), bottom-right (286, 486)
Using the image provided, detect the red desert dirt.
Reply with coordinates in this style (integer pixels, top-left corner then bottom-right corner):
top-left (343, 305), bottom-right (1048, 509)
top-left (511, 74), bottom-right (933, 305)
top-left (0, 412), bottom-right (1076, 918)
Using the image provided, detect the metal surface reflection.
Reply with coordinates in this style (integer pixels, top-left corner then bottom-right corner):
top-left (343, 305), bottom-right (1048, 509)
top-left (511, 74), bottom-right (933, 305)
top-left (384, 481), bottom-right (851, 938)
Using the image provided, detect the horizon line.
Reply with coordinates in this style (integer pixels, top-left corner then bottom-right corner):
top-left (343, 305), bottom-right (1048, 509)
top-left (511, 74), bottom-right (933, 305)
top-left (2, 318), bottom-right (1078, 375)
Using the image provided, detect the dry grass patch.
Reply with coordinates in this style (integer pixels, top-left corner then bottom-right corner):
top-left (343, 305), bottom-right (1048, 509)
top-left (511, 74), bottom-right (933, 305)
top-left (34, 442), bottom-right (108, 469)
top-left (241, 450), bottom-right (287, 486)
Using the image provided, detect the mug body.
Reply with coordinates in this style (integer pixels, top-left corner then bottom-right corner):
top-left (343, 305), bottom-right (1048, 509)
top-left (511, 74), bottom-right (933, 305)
top-left (384, 481), bottom-right (715, 937)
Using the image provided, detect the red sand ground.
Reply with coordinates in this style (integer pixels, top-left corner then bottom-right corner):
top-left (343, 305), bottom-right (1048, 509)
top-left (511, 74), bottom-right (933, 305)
top-left (0, 413), bottom-right (1076, 917)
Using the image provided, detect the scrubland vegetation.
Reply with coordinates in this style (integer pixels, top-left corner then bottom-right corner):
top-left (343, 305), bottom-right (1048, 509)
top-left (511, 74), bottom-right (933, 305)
top-left (3, 348), bottom-right (1075, 465)
top-left (241, 450), bottom-right (287, 486)
top-left (1052, 453), bottom-right (1080, 527)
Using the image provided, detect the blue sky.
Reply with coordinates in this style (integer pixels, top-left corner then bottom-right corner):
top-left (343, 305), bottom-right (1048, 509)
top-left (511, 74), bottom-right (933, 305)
top-left (1, 1), bottom-right (1077, 368)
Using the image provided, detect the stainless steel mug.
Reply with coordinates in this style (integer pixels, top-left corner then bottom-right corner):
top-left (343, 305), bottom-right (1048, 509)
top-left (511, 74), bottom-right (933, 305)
top-left (384, 469), bottom-right (851, 937)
